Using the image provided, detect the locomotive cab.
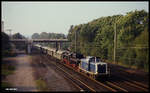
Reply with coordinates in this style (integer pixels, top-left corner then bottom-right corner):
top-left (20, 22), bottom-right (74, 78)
top-left (89, 57), bottom-right (109, 76)
top-left (80, 56), bottom-right (110, 78)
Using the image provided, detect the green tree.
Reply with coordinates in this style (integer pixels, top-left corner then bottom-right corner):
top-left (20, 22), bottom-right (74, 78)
top-left (67, 10), bottom-right (149, 71)
top-left (12, 33), bottom-right (26, 39)
top-left (32, 33), bottom-right (40, 39)
top-left (2, 32), bottom-right (12, 57)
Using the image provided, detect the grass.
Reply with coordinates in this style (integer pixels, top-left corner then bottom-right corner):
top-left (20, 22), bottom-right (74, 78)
top-left (1, 82), bottom-right (12, 88)
top-left (2, 64), bottom-right (15, 77)
top-left (2, 70), bottom-right (14, 76)
top-left (35, 78), bottom-right (49, 91)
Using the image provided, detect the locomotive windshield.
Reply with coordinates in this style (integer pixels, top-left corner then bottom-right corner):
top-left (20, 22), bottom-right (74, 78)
top-left (89, 57), bottom-right (101, 63)
top-left (96, 58), bottom-right (101, 62)
top-left (97, 64), bottom-right (106, 73)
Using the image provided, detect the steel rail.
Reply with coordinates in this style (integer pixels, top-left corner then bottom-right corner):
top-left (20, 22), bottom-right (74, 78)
top-left (41, 55), bottom-right (96, 92)
top-left (42, 58), bottom-right (83, 91)
top-left (118, 75), bottom-right (149, 89)
top-left (124, 81), bottom-right (148, 92)
top-left (45, 55), bottom-right (118, 92)
top-left (36, 48), bottom-right (147, 92)
top-left (105, 81), bottom-right (128, 92)
top-left (114, 75), bottom-right (149, 92)
top-left (59, 59), bottom-right (127, 92)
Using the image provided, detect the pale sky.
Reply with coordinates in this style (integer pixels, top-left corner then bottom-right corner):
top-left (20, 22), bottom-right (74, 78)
top-left (2, 1), bottom-right (149, 38)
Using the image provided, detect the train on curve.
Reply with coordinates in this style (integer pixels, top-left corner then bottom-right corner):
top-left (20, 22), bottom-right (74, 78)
top-left (34, 44), bottom-right (110, 79)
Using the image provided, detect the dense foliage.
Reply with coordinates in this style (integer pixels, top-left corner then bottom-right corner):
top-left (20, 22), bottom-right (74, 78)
top-left (32, 32), bottom-right (66, 39)
top-left (2, 32), bottom-right (12, 57)
top-left (12, 32), bottom-right (26, 50)
top-left (12, 32), bottom-right (26, 39)
top-left (67, 10), bottom-right (149, 71)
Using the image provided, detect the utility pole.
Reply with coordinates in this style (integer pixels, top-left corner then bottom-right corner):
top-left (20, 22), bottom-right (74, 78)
top-left (6, 29), bottom-right (12, 39)
top-left (114, 23), bottom-right (117, 64)
top-left (75, 30), bottom-right (77, 56)
top-left (2, 21), bottom-right (4, 32)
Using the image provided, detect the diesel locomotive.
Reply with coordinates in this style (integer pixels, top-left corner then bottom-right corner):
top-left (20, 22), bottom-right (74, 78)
top-left (34, 44), bottom-right (110, 79)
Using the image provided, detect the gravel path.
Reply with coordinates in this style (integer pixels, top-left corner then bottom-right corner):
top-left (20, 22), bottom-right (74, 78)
top-left (5, 54), bottom-right (38, 92)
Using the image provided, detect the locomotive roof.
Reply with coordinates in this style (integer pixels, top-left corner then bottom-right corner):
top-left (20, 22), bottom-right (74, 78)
top-left (80, 56), bottom-right (106, 64)
top-left (43, 46), bottom-right (49, 49)
top-left (81, 58), bottom-right (106, 65)
top-left (86, 56), bottom-right (94, 59)
top-left (34, 44), bottom-right (41, 47)
top-left (47, 47), bottom-right (56, 51)
top-left (57, 50), bottom-right (67, 54)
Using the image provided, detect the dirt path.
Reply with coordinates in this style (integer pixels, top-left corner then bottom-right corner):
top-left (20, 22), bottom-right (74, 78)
top-left (5, 54), bottom-right (38, 92)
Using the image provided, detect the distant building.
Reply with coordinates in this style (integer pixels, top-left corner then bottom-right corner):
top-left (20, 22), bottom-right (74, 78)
top-left (1, 21), bottom-right (4, 32)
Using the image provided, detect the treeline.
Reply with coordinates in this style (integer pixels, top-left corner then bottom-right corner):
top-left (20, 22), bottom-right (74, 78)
top-left (12, 32), bottom-right (26, 39)
top-left (67, 10), bottom-right (149, 71)
top-left (12, 32), bottom-right (27, 50)
top-left (2, 32), bottom-right (12, 57)
top-left (2, 32), bottom-right (27, 57)
top-left (31, 32), bottom-right (69, 50)
top-left (32, 32), bottom-right (66, 39)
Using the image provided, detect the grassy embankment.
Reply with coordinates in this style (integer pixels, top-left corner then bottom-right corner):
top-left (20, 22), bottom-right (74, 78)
top-left (106, 60), bottom-right (148, 72)
top-left (35, 78), bottom-right (49, 91)
top-left (31, 56), bottom-right (49, 91)
top-left (1, 61), bottom-right (16, 89)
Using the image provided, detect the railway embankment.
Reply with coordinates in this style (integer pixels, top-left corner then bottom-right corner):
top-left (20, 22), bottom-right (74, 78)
top-left (107, 62), bottom-right (149, 86)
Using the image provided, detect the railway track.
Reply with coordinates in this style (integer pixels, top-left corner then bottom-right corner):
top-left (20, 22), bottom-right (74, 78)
top-left (108, 63), bottom-right (149, 88)
top-left (49, 54), bottom-right (149, 92)
top-left (40, 54), bottom-right (95, 92)
top-left (106, 64), bottom-right (149, 92)
top-left (59, 59), bottom-right (129, 92)
top-left (116, 75), bottom-right (149, 89)
top-left (33, 47), bottom-right (149, 92)
top-left (41, 54), bottom-right (132, 92)
top-left (107, 75), bottom-right (149, 92)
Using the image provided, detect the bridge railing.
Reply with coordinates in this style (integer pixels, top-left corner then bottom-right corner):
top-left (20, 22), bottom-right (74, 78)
top-left (10, 39), bottom-right (69, 42)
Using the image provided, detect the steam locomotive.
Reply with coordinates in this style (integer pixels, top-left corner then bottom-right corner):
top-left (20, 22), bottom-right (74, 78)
top-left (34, 44), bottom-right (110, 79)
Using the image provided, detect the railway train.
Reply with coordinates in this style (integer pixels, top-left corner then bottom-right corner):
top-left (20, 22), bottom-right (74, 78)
top-left (34, 44), bottom-right (110, 79)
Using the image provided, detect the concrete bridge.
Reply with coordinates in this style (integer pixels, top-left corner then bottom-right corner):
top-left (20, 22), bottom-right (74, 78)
top-left (9, 39), bottom-right (69, 54)
top-left (10, 39), bottom-right (69, 42)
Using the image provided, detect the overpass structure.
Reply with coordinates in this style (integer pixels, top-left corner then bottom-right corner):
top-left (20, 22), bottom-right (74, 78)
top-left (9, 39), bottom-right (69, 54)
top-left (10, 39), bottom-right (69, 42)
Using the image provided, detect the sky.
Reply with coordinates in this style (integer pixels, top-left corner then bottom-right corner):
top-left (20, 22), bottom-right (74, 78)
top-left (2, 1), bottom-right (149, 38)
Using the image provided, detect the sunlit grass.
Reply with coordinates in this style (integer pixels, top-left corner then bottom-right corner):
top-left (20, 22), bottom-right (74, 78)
top-left (35, 78), bottom-right (49, 91)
